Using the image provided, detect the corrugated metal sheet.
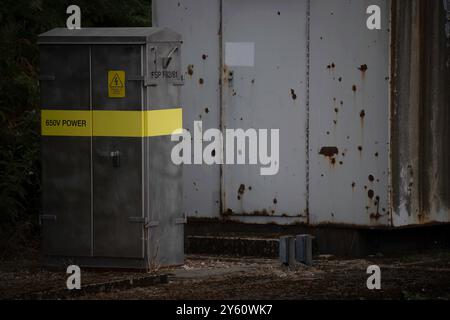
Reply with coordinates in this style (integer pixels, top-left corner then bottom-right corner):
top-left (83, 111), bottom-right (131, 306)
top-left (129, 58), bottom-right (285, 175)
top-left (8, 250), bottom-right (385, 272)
top-left (391, 0), bottom-right (450, 226)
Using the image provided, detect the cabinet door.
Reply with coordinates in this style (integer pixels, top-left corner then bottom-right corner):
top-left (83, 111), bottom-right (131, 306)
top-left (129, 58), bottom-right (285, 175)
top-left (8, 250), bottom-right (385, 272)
top-left (91, 45), bottom-right (145, 258)
top-left (41, 45), bottom-right (92, 256)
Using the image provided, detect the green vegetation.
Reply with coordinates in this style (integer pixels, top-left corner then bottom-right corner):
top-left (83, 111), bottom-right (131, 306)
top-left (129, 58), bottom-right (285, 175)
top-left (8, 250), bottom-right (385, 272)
top-left (0, 0), bottom-right (151, 257)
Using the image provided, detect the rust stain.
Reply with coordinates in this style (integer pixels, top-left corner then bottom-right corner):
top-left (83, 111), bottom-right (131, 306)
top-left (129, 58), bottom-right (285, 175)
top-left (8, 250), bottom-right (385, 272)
top-left (225, 208), bottom-right (234, 215)
top-left (199, 78), bottom-right (204, 85)
top-left (238, 184), bottom-right (245, 196)
top-left (319, 146), bottom-right (339, 157)
top-left (370, 212), bottom-right (382, 220)
top-left (358, 64), bottom-right (368, 73)
top-left (187, 64), bottom-right (194, 76)
top-left (370, 195), bottom-right (382, 221)
top-left (290, 89), bottom-right (297, 100)
top-left (223, 65), bottom-right (229, 84)
top-left (360, 110), bottom-right (366, 119)
top-left (368, 190), bottom-right (375, 199)
top-left (223, 209), bottom-right (271, 217)
top-left (352, 85), bottom-right (357, 92)
top-left (326, 62), bottom-right (336, 69)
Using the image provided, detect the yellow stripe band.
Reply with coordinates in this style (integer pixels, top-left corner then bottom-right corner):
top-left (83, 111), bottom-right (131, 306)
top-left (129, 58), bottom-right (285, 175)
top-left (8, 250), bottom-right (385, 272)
top-left (41, 108), bottom-right (183, 137)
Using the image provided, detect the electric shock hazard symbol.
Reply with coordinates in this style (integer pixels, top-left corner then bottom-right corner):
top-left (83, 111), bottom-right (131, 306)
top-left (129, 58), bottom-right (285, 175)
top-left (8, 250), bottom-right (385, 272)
top-left (108, 71), bottom-right (125, 98)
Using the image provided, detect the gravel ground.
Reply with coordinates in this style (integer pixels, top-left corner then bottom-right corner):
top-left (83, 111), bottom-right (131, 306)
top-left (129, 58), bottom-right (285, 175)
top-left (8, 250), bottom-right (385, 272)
top-left (1, 250), bottom-right (450, 300)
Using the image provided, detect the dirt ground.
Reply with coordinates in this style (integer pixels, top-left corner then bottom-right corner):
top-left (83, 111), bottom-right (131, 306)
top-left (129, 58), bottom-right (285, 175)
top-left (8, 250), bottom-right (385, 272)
top-left (1, 250), bottom-right (449, 300)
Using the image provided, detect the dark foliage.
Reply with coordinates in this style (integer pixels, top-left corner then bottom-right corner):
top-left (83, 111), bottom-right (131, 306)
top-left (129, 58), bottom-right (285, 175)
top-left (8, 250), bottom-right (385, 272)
top-left (0, 0), bottom-right (151, 257)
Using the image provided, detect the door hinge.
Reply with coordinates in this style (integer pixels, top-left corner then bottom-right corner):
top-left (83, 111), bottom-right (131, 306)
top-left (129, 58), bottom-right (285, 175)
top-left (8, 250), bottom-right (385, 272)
top-left (146, 221), bottom-right (159, 228)
top-left (128, 217), bottom-right (159, 228)
top-left (128, 216), bottom-right (147, 224)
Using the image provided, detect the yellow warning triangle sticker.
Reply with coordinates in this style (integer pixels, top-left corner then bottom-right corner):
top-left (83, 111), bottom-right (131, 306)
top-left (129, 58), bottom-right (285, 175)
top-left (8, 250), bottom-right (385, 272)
top-left (109, 73), bottom-right (124, 88)
top-left (108, 70), bottom-right (125, 98)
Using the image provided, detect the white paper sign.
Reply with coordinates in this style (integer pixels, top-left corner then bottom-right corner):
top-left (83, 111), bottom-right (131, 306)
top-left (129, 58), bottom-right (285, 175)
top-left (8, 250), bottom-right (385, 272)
top-left (225, 42), bottom-right (255, 67)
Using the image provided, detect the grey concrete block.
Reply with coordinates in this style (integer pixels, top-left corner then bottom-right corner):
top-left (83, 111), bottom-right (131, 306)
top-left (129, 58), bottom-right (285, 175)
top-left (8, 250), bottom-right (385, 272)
top-left (295, 234), bottom-right (313, 266)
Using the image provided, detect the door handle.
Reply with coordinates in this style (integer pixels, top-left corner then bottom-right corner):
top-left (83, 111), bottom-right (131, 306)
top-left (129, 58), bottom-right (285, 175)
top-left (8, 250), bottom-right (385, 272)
top-left (110, 150), bottom-right (120, 168)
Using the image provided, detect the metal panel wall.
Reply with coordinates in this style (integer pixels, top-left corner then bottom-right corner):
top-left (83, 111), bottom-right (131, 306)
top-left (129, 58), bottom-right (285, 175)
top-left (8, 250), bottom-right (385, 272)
top-left (146, 43), bottom-right (185, 267)
top-left (154, 0), bottom-right (389, 226)
top-left (147, 136), bottom-right (184, 266)
top-left (154, 0), bottom-right (449, 227)
top-left (221, 0), bottom-right (308, 220)
top-left (309, 0), bottom-right (391, 227)
top-left (153, 0), bottom-right (222, 219)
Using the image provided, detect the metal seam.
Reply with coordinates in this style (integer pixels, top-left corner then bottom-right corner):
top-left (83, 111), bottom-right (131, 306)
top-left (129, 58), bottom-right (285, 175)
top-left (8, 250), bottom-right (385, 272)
top-left (89, 45), bottom-right (94, 257)
top-left (305, 0), bottom-right (311, 224)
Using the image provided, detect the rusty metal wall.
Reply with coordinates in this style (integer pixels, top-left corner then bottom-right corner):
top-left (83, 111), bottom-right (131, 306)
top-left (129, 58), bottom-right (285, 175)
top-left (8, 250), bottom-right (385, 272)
top-left (309, 0), bottom-right (391, 227)
top-left (391, 0), bottom-right (450, 226)
top-left (154, 0), bottom-right (450, 228)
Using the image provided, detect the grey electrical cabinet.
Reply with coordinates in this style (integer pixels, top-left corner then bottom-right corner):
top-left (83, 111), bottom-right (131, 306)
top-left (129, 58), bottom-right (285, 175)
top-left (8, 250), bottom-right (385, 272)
top-left (38, 28), bottom-right (184, 269)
